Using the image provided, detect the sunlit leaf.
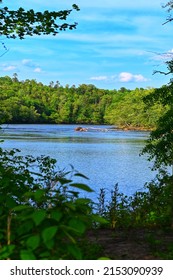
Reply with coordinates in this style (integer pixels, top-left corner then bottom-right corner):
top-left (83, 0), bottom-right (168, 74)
top-left (32, 210), bottom-right (46, 226)
top-left (69, 218), bottom-right (86, 234)
top-left (20, 250), bottom-right (36, 260)
top-left (70, 183), bottom-right (93, 192)
top-left (42, 226), bottom-right (58, 243)
top-left (26, 235), bottom-right (40, 250)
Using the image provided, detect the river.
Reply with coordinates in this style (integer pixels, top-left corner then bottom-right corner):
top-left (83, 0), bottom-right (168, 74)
top-left (0, 124), bottom-right (157, 201)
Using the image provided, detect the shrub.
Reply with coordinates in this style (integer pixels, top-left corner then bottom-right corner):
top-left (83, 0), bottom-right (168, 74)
top-left (0, 147), bottom-right (104, 260)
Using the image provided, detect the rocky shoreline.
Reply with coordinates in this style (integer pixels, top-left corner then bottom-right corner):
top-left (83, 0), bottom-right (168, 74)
top-left (75, 126), bottom-right (153, 132)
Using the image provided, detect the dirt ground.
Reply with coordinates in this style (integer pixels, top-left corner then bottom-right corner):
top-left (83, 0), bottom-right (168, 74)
top-left (86, 227), bottom-right (173, 259)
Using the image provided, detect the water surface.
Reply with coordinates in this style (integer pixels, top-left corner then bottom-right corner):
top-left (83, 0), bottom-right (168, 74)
top-left (0, 124), bottom-right (156, 201)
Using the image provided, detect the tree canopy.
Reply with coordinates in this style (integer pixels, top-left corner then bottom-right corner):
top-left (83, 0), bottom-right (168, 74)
top-left (141, 1), bottom-right (173, 170)
top-left (0, 75), bottom-right (165, 128)
top-left (0, 1), bottom-right (79, 39)
top-left (163, 1), bottom-right (173, 24)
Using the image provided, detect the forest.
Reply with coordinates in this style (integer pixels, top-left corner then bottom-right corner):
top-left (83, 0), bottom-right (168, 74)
top-left (0, 74), bottom-right (166, 129)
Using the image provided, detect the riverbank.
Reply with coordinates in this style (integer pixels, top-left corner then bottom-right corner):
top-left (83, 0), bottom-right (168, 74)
top-left (74, 125), bottom-right (153, 132)
top-left (85, 227), bottom-right (173, 259)
top-left (115, 125), bottom-right (153, 132)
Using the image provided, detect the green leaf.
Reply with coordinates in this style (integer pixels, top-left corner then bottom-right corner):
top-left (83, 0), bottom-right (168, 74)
top-left (72, 4), bottom-right (80, 11)
top-left (12, 205), bottom-right (31, 212)
top-left (18, 220), bottom-right (34, 235)
top-left (74, 172), bottom-right (89, 180)
top-left (61, 226), bottom-right (76, 243)
top-left (75, 198), bottom-right (92, 204)
top-left (70, 183), bottom-right (93, 192)
top-left (34, 189), bottom-right (45, 201)
top-left (67, 244), bottom-right (82, 260)
top-left (0, 194), bottom-right (6, 203)
top-left (20, 250), bottom-right (36, 260)
top-left (5, 196), bottom-right (17, 208)
top-left (26, 235), bottom-right (40, 250)
top-left (0, 245), bottom-right (15, 260)
top-left (44, 239), bottom-right (54, 250)
top-left (42, 226), bottom-right (58, 243)
top-left (32, 210), bottom-right (46, 226)
top-left (51, 210), bottom-right (62, 222)
top-left (58, 178), bottom-right (72, 185)
top-left (0, 233), bottom-right (4, 240)
top-left (69, 218), bottom-right (86, 234)
top-left (91, 214), bottom-right (109, 224)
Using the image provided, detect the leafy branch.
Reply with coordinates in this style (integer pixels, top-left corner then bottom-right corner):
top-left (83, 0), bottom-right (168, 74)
top-left (0, 4), bottom-right (80, 39)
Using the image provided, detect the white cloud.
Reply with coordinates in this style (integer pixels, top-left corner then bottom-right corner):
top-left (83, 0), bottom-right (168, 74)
top-left (118, 72), bottom-right (147, 83)
top-left (152, 49), bottom-right (173, 62)
top-left (34, 67), bottom-right (42, 73)
top-left (134, 74), bottom-right (147, 82)
top-left (3, 65), bottom-right (17, 71)
top-left (22, 59), bottom-right (42, 72)
top-left (22, 59), bottom-right (37, 68)
top-left (119, 72), bottom-right (133, 82)
top-left (89, 73), bottom-right (147, 83)
top-left (1, 0), bottom-right (165, 89)
top-left (22, 59), bottom-right (32, 66)
top-left (90, 76), bottom-right (108, 81)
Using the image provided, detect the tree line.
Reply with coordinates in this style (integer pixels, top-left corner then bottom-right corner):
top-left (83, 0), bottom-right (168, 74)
top-left (0, 75), bottom-right (166, 129)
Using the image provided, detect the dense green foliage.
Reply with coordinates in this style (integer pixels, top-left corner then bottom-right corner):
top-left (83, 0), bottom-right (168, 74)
top-left (138, 1), bottom-right (173, 231)
top-left (98, 172), bottom-right (173, 229)
top-left (141, 0), bottom-right (173, 170)
top-left (141, 84), bottom-right (173, 169)
top-left (0, 147), bottom-right (107, 260)
top-left (0, 75), bottom-right (165, 129)
top-left (1, 147), bottom-right (173, 260)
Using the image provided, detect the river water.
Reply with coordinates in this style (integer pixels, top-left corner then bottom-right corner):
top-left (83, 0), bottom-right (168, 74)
top-left (0, 124), bottom-right (156, 201)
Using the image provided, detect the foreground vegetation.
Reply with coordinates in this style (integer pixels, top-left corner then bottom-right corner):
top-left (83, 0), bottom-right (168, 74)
top-left (0, 75), bottom-right (166, 129)
top-left (0, 146), bottom-right (173, 260)
top-left (0, 147), bottom-right (106, 260)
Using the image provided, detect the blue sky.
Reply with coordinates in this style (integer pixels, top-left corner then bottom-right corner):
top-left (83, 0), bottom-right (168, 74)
top-left (0, 0), bottom-right (173, 89)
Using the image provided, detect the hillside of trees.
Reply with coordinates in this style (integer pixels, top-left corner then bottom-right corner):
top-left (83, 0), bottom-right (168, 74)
top-left (0, 75), bottom-right (166, 129)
